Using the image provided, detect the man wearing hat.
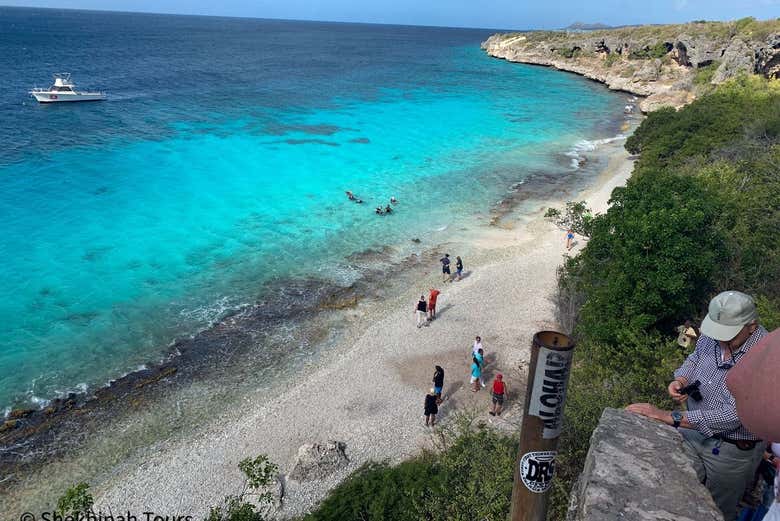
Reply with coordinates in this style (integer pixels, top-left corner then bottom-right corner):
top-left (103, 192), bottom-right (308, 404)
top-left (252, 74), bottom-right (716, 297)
top-left (627, 291), bottom-right (768, 520)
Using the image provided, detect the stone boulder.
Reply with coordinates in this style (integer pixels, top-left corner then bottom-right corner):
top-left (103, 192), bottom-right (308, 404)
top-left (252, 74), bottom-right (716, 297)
top-left (289, 441), bottom-right (349, 481)
top-left (673, 35), bottom-right (724, 68)
top-left (633, 59), bottom-right (662, 82)
top-left (567, 408), bottom-right (722, 521)
top-left (756, 33), bottom-right (780, 79)
top-left (713, 38), bottom-right (756, 84)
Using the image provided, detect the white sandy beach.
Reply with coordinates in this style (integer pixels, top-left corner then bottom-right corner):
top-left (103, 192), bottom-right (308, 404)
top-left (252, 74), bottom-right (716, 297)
top-left (94, 145), bottom-right (635, 519)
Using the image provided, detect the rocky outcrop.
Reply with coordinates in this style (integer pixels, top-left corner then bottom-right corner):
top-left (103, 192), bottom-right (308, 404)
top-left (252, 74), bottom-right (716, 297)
top-left (714, 38), bottom-right (756, 84)
top-left (482, 20), bottom-right (780, 112)
top-left (289, 441), bottom-right (349, 481)
top-left (567, 408), bottom-right (722, 520)
top-left (756, 33), bottom-right (780, 79)
top-left (674, 35), bottom-right (722, 68)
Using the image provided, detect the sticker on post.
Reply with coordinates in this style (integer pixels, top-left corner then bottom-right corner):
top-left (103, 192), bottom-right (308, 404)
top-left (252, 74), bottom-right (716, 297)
top-left (520, 450), bottom-right (557, 493)
top-left (527, 347), bottom-right (573, 439)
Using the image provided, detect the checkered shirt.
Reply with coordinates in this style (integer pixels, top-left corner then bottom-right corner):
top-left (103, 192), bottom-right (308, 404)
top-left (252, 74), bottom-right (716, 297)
top-left (674, 326), bottom-right (768, 441)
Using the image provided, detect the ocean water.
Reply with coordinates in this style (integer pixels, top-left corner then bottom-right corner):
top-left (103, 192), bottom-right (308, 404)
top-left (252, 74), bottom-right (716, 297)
top-left (0, 7), bottom-right (627, 412)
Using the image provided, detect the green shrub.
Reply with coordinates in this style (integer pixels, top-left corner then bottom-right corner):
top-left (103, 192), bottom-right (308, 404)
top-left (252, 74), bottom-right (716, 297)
top-left (604, 52), bottom-right (620, 68)
top-left (625, 76), bottom-right (780, 166)
top-left (206, 455), bottom-right (279, 521)
top-left (558, 46), bottom-right (582, 59)
top-left (694, 61), bottom-right (720, 86)
top-left (544, 201), bottom-right (594, 237)
top-left (303, 417), bottom-right (515, 521)
top-left (629, 42), bottom-right (672, 60)
top-left (57, 483), bottom-right (94, 518)
top-left (571, 170), bottom-right (723, 344)
top-left (756, 295), bottom-right (780, 331)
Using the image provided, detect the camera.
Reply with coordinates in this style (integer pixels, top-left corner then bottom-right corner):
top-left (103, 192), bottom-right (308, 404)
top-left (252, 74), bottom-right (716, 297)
top-left (678, 380), bottom-right (703, 402)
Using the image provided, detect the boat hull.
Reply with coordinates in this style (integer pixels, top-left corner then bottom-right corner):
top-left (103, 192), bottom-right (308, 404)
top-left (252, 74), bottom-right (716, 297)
top-left (31, 92), bottom-right (106, 103)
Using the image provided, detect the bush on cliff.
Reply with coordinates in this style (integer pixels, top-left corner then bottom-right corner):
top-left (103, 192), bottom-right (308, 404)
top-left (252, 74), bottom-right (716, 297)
top-left (548, 76), bottom-right (780, 520)
top-left (571, 170), bottom-right (723, 345)
top-left (302, 417), bottom-right (515, 521)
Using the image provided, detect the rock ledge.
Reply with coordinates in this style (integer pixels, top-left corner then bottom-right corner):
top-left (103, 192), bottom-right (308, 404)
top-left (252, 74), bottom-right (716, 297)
top-left (567, 408), bottom-right (721, 521)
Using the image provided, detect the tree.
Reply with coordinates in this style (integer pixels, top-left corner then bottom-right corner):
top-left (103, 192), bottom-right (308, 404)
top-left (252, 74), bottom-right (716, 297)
top-left (205, 455), bottom-right (279, 521)
top-left (544, 201), bottom-right (595, 237)
top-left (57, 482), bottom-right (94, 519)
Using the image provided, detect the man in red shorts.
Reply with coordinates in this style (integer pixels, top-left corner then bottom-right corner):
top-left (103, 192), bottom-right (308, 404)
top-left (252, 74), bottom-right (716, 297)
top-left (428, 288), bottom-right (441, 321)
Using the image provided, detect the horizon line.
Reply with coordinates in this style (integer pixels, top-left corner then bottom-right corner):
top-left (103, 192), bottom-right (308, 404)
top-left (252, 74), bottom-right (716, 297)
top-left (0, 4), bottom-right (525, 32)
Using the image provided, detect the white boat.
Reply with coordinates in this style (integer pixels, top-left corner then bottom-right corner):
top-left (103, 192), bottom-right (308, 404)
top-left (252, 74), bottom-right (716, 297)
top-left (30, 73), bottom-right (106, 103)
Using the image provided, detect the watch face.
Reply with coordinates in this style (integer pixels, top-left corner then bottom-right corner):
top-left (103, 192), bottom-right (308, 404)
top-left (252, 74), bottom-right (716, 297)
top-left (671, 411), bottom-right (683, 421)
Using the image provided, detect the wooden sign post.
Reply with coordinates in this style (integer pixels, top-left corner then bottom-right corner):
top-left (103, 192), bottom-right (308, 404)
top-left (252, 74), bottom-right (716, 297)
top-left (510, 331), bottom-right (575, 521)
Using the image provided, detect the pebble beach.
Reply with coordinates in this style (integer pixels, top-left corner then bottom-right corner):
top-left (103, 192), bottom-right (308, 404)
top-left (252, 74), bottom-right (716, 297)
top-left (91, 141), bottom-right (637, 519)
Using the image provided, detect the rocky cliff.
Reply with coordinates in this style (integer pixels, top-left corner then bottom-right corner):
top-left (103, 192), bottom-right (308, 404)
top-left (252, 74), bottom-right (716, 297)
top-left (482, 18), bottom-right (780, 112)
top-left (567, 408), bottom-right (722, 520)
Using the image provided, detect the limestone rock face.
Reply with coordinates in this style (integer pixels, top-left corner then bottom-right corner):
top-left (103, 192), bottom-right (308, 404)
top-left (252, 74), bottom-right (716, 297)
top-left (713, 38), bottom-right (756, 84)
top-left (289, 441), bottom-right (349, 481)
top-left (567, 408), bottom-right (722, 521)
top-left (633, 59), bottom-right (662, 82)
top-left (756, 33), bottom-right (780, 79)
top-left (482, 22), bottom-right (780, 113)
top-left (674, 35), bottom-right (722, 67)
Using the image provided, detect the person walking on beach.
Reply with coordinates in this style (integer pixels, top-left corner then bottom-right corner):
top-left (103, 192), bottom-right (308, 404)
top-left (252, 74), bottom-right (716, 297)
top-left (424, 388), bottom-right (439, 427)
top-left (428, 288), bottom-right (441, 320)
top-left (566, 229), bottom-right (574, 251)
top-left (432, 365), bottom-right (445, 404)
top-left (440, 253), bottom-right (451, 283)
top-left (470, 355), bottom-right (482, 392)
top-left (472, 336), bottom-right (483, 356)
top-left (475, 348), bottom-right (486, 388)
top-left (455, 256), bottom-right (464, 281)
top-left (415, 295), bottom-right (428, 328)
top-left (489, 374), bottom-right (508, 416)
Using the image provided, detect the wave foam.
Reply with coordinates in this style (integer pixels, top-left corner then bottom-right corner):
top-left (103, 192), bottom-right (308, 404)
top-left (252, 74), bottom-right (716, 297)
top-left (565, 135), bottom-right (626, 169)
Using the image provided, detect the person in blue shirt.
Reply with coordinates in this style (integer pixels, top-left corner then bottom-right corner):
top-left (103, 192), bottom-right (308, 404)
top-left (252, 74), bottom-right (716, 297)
top-left (470, 355), bottom-right (482, 392)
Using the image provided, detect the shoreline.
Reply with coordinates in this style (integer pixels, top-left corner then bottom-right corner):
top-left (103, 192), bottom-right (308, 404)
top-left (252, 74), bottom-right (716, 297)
top-left (91, 139), bottom-right (636, 519)
top-left (0, 114), bottom-right (639, 516)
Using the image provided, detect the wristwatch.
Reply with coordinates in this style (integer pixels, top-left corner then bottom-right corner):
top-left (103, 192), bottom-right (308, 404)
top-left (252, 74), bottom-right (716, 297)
top-left (671, 411), bottom-right (683, 429)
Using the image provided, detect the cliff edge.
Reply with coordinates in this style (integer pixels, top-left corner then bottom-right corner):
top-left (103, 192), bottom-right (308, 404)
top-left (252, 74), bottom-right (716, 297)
top-left (482, 18), bottom-right (780, 112)
top-left (567, 408), bottom-right (722, 520)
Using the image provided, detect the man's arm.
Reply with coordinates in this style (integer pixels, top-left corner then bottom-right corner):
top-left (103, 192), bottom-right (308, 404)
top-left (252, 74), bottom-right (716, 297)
top-left (684, 395), bottom-right (742, 438)
top-left (625, 403), bottom-right (695, 429)
top-left (626, 399), bottom-right (742, 437)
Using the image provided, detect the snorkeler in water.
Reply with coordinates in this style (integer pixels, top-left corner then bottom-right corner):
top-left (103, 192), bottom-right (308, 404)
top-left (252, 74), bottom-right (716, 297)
top-left (345, 190), bottom-right (356, 201)
top-left (385, 205), bottom-right (393, 214)
top-left (376, 206), bottom-right (384, 215)
top-left (390, 196), bottom-right (398, 204)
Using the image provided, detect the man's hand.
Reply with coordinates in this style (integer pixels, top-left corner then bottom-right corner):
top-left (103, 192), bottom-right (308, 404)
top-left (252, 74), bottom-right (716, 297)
top-left (668, 379), bottom-right (688, 403)
top-left (625, 403), bottom-right (667, 423)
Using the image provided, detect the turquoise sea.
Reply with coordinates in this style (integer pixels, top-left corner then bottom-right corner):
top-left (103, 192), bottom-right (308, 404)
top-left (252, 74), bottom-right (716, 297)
top-left (0, 7), bottom-right (628, 412)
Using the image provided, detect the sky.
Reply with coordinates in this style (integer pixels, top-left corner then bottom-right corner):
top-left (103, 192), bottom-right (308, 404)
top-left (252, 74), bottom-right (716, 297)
top-left (2, 0), bottom-right (779, 29)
